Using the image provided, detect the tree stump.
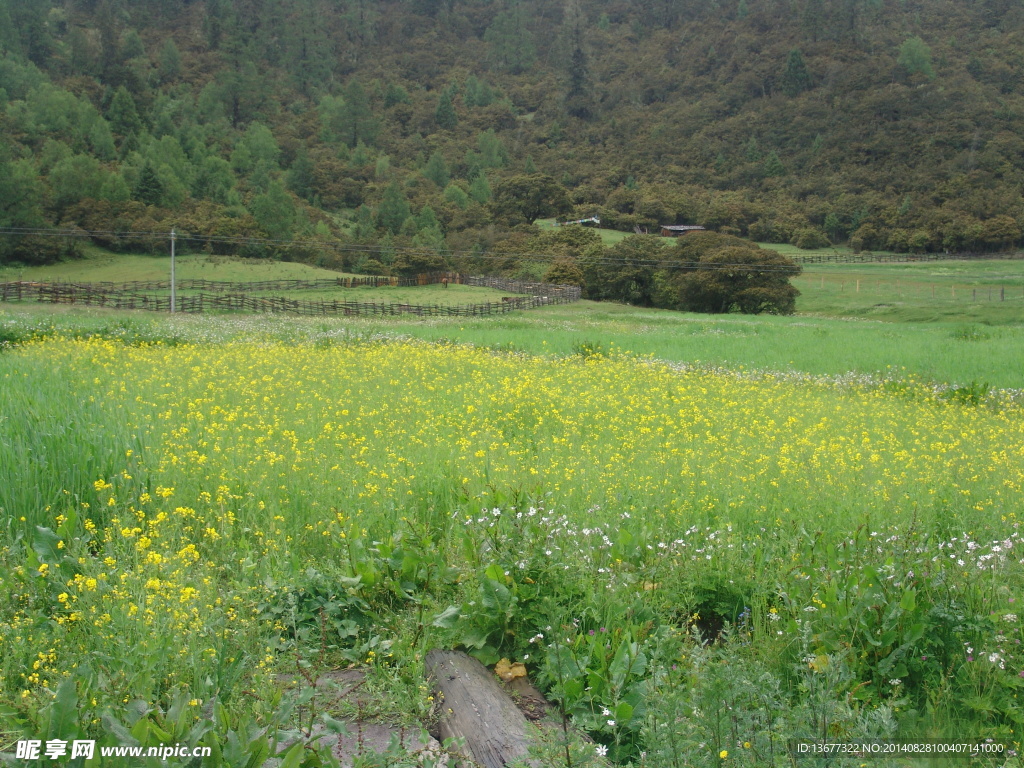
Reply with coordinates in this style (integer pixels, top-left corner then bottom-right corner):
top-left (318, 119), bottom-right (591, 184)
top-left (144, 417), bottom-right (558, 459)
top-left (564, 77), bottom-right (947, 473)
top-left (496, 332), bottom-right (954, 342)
top-left (425, 650), bottom-right (539, 768)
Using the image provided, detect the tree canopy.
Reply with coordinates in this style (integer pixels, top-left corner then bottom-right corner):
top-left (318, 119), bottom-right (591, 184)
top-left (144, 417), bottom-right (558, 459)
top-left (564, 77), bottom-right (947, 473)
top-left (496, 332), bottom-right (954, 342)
top-left (0, 0), bottom-right (1022, 272)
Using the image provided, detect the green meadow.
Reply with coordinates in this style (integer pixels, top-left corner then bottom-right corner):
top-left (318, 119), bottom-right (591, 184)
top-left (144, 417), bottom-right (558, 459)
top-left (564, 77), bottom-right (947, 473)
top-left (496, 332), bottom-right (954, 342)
top-left (4, 293), bottom-right (1022, 388)
top-left (0, 253), bottom-right (1022, 767)
top-left (0, 246), bottom-right (355, 283)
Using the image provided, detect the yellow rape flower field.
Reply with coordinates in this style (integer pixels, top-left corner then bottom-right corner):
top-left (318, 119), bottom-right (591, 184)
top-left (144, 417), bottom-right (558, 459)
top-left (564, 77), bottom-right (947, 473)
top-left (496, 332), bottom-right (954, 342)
top-left (1, 334), bottom-right (1023, 765)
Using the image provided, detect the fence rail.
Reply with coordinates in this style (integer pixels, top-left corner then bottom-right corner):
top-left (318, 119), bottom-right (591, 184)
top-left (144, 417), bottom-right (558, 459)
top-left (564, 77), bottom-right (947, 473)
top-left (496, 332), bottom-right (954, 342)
top-left (0, 274), bottom-right (581, 316)
top-left (791, 251), bottom-right (1024, 264)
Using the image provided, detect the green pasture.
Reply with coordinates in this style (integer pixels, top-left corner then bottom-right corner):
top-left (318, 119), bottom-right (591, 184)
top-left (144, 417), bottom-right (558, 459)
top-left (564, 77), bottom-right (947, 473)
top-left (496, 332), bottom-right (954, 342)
top-left (2, 250), bottom-right (1024, 764)
top-left (1, 249), bottom-right (1022, 390)
top-left (137, 283), bottom-right (519, 304)
top-left (3, 297), bottom-right (1024, 389)
top-left (0, 247), bottom-right (356, 283)
top-left (757, 241), bottom-right (888, 260)
top-left (535, 217), bottom-right (635, 246)
top-left (792, 259), bottom-right (1024, 323)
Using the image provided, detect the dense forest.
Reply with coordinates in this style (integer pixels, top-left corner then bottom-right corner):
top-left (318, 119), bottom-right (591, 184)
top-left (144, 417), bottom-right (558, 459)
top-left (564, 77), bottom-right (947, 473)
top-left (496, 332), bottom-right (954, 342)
top-left (2, 0), bottom-right (1024, 271)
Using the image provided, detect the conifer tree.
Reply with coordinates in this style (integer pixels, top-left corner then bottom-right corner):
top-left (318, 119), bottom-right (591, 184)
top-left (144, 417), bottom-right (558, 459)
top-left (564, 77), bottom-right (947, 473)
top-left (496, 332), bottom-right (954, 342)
top-left (435, 89), bottom-right (458, 130)
top-left (250, 180), bottom-right (297, 241)
top-left (781, 49), bottom-right (811, 96)
top-left (338, 80), bottom-right (378, 147)
top-left (484, 3), bottom-right (536, 74)
top-left (132, 162), bottom-right (164, 206)
top-left (158, 38), bottom-right (182, 82)
top-left (468, 173), bottom-right (491, 204)
top-left (287, 148), bottom-right (316, 201)
top-left (898, 36), bottom-right (935, 80)
top-left (107, 86), bottom-right (143, 139)
top-left (422, 151), bottom-right (449, 188)
top-left (377, 181), bottom-right (411, 233)
top-left (563, 0), bottom-right (593, 119)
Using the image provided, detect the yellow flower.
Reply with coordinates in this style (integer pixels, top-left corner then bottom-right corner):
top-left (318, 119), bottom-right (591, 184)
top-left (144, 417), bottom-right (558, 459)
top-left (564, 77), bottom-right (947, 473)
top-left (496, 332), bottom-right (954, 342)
top-left (720, 750), bottom-right (728, 759)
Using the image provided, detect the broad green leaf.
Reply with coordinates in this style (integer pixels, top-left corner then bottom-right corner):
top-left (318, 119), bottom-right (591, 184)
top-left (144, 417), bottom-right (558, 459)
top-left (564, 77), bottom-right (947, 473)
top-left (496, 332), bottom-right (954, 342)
top-left (899, 589), bottom-right (917, 612)
top-left (903, 622), bottom-right (926, 644)
top-left (277, 741), bottom-right (305, 768)
top-left (614, 701), bottom-right (634, 724)
top-left (33, 526), bottom-right (62, 564)
top-left (431, 605), bottom-right (462, 629)
top-left (45, 678), bottom-right (79, 740)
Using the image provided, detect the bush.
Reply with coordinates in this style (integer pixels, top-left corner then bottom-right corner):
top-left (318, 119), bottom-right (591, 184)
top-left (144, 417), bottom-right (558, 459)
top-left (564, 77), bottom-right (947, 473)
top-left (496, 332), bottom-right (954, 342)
top-left (679, 246), bottom-right (801, 315)
top-left (544, 257), bottom-right (584, 286)
top-left (792, 227), bottom-right (830, 249)
top-left (8, 233), bottom-right (83, 265)
top-left (581, 235), bottom-right (664, 305)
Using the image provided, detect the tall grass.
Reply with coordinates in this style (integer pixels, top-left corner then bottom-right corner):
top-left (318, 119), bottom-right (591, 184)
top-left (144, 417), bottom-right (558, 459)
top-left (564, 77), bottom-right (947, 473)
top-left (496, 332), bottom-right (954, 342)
top-left (4, 300), bottom-right (1024, 388)
top-left (1, 334), bottom-right (1022, 763)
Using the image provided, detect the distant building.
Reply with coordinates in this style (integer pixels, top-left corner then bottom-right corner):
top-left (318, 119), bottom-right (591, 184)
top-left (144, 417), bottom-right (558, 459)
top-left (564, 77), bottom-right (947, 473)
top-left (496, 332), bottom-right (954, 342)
top-left (555, 216), bottom-right (601, 227)
top-left (660, 225), bottom-right (706, 237)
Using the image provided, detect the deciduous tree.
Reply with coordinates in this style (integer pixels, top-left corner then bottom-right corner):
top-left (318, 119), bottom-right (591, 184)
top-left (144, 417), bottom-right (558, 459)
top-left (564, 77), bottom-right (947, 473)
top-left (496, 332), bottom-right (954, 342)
top-left (678, 246), bottom-right (801, 314)
top-left (491, 174), bottom-right (570, 225)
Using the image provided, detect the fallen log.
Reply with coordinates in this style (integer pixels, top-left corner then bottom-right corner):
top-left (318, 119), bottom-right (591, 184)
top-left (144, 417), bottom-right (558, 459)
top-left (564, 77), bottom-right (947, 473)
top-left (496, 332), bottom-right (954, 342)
top-left (425, 650), bottom-right (539, 768)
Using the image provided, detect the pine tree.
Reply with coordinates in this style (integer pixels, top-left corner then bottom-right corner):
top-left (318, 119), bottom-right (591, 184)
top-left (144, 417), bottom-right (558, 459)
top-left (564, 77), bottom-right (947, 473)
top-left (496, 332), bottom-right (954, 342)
top-left (284, 0), bottom-right (333, 96)
top-left (443, 183), bottom-right (469, 209)
top-left (744, 137), bottom-right (761, 163)
top-left (107, 86), bottom-right (143, 139)
top-left (250, 180), bottom-right (297, 241)
top-left (338, 80), bottom-right (378, 147)
top-left (898, 36), bottom-right (935, 81)
top-left (377, 181), bottom-right (411, 233)
top-left (422, 151), bottom-right (449, 188)
top-left (158, 38), bottom-right (182, 82)
top-left (435, 89), bottom-right (458, 130)
top-left (132, 162), bottom-right (164, 206)
top-left (763, 151), bottom-right (786, 177)
top-left (781, 49), bottom-right (811, 96)
top-left (468, 173), bottom-right (491, 204)
top-left (484, 3), bottom-right (536, 74)
top-left (383, 83), bottom-right (410, 108)
top-left (565, 45), bottom-right (593, 119)
top-left (287, 148), bottom-right (316, 201)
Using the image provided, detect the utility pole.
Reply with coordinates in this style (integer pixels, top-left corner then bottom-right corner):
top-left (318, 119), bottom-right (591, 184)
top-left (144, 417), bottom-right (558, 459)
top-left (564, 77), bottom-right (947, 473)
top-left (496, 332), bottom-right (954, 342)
top-left (170, 228), bottom-right (176, 313)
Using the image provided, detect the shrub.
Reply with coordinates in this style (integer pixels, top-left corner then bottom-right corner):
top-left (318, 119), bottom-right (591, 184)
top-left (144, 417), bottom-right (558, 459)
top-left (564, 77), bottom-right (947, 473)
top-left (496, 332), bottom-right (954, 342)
top-left (679, 246), bottom-right (801, 315)
top-left (544, 257), bottom-right (584, 286)
top-left (792, 227), bottom-right (830, 249)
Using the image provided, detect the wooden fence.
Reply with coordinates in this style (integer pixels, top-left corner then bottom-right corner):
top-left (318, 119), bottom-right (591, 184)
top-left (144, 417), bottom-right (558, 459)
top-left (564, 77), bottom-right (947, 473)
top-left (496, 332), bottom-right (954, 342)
top-left (0, 272), bottom-right (581, 297)
top-left (0, 275), bottom-right (581, 317)
top-left (790, 251), bottom-right (1024, 264)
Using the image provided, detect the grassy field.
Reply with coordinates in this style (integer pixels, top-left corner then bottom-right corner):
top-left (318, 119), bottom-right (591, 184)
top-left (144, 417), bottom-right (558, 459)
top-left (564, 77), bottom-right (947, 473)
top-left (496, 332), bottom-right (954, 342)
top-left (792, 259), bottom-right (1024, 324)
top-left (0, 247), bottom-right (356, 283)
top-left (535, 218), bottom-right (635, 246)
top-left (3, 295), bottom-right (1024, 389)
top-left (1, 326), bottom-right (1021, 765)
top-left (2, 248), bottom-right (1024, 765)
top-left (120, 283), bottom-right (521, 304)
top-left (757, 242), bottom-right (892, 260)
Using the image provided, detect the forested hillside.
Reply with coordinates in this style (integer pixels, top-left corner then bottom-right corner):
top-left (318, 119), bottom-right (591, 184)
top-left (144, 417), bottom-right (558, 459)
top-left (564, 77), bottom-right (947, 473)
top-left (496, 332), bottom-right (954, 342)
top-left (2, 0), bottom-right (1024, 269)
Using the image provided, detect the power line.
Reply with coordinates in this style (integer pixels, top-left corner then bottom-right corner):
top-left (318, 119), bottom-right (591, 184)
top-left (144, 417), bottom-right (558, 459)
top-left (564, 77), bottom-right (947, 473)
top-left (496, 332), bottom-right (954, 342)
top-left (0, 226), bottom-right (1003, 276)
top-left (0, 226), bottom-right (802, 272)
